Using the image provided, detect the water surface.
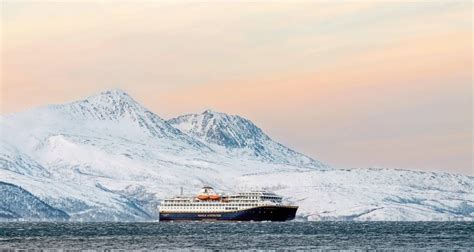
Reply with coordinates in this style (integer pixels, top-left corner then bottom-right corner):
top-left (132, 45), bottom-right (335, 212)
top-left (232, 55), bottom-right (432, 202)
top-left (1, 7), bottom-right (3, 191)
top-left (0, 222), bottom-right (472, 250)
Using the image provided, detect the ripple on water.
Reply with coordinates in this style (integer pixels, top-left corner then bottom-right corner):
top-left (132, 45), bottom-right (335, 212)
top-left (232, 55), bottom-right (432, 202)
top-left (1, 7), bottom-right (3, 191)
top-left (0, 222), bottom-right (473, 250)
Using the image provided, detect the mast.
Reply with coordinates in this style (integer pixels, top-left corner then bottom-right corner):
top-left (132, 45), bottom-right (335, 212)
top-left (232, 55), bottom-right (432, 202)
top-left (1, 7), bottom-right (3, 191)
top-left (180, 186), bottom-right (183, 196)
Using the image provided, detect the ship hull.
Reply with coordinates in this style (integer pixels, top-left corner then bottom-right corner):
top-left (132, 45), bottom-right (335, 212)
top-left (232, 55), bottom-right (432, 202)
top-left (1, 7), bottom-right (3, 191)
top-left (159, 206), bottom-right (297, 222)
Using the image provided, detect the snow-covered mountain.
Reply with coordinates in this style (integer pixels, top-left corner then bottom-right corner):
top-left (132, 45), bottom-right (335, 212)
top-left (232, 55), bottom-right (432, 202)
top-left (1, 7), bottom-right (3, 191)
top-left (0, 181), bottom-right (69, 221)
top-left (0, 89), bottom-right (472, 221)
top-left (238, 168), bottom-right (474, 221)
top-left (168, 110), bottom-right (326, 168)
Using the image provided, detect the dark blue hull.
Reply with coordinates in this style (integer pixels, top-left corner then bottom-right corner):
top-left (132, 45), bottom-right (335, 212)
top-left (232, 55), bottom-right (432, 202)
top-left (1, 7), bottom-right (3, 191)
top-left (159, 206), bottom-right (297, 222)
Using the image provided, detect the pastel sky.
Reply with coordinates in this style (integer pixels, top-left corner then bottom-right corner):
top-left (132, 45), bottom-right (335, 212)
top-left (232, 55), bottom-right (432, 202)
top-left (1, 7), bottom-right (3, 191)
top-left (1, 1), bottom-right (472, 175)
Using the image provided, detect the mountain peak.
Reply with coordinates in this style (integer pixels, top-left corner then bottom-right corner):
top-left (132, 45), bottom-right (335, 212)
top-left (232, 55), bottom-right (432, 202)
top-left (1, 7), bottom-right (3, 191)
top-left (201, 109), bottom-right (254, 120)
top-left (101, 88), bottom-right (128, 96)
top-left (86, 89), bottom-right (136, 105)
top-left (102, 89), bottom-right (130, 97)
top-left (201, 109), bottom-right (230, 118)
top-left (168, 110), bottom-right (260, 148)
top-left (202, 109), bottom-right (222, 114)
top-left (168, 111), bottom-right (327, 168)
top-left (7, 89), bottom-right (211, 150)
top-left (58, 89), bottom-right (146, 122)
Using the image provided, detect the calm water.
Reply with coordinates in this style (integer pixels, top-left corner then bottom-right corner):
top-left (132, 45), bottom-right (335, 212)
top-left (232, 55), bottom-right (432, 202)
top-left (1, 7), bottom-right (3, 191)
top-left (0, 222), bottom-right (472, 251)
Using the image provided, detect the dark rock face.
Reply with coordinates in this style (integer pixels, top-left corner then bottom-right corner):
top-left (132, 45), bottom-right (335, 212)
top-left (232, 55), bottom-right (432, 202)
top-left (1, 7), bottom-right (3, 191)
top-left (0, 182), bottom-right (69, 221)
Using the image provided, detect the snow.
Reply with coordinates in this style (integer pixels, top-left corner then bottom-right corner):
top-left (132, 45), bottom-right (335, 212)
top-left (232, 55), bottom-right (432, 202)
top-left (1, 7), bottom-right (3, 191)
top-left (168, 110), bottom-right (328, 169)
top-left (237, 168), bottom-right (474, 221)
top-left (0, 181), bottom-right (69, 221)
top-left (0, 89), bottom-right (472, 221)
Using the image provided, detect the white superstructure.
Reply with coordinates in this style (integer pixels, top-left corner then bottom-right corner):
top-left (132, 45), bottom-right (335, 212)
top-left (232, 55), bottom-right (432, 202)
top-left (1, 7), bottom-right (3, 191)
top-left (160, 186), bottom-right (284, 213)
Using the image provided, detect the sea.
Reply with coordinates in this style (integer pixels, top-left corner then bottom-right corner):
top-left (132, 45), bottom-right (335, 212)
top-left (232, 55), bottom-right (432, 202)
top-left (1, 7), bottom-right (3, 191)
top-left (0, 221), bottom-right (472, 251)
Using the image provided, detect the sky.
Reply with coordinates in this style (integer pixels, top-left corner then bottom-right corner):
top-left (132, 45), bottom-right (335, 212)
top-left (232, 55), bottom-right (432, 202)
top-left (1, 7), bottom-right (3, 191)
top-left (1, 1), bottom-right (472, 175)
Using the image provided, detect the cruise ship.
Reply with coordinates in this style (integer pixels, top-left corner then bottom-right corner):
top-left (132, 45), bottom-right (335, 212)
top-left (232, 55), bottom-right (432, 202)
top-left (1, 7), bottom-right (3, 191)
top-left (159, 186), bottom-right (298, 221)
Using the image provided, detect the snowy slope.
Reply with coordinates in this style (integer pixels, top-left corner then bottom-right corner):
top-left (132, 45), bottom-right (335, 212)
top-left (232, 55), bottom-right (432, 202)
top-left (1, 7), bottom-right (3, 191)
top-left (168, 110), bottom-right (327, 168)
top-left (0, 90), bottom-right (319, 220)
top-left (0, 169), bottom-right (153, 221)
top-left (1, 90), bottom-right (210, 154)
top-left (0, 181), bottom-right (69, 221)
top-left (0, 89), bottom-right (472, 221)
top-left (237, 168), bottom-right (474, 221)
top-left (0, 140), bottom-right (51, 177)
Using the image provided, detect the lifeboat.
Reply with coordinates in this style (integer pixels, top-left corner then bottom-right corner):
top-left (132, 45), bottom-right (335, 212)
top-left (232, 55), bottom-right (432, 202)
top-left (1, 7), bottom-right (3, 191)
top-left (196, 186), bottom-right (221, 201)
top-left (197, 194), bottom-right (210, 200)
top-left (209, 195), bottom-right (221, 200)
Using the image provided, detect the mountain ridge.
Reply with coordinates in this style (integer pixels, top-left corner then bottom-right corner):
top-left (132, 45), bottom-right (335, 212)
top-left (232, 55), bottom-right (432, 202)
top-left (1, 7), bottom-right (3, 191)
top-left (0, 89), bottom-right (472, 221)
top-left (168, 109), bottom-right (327, 168)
